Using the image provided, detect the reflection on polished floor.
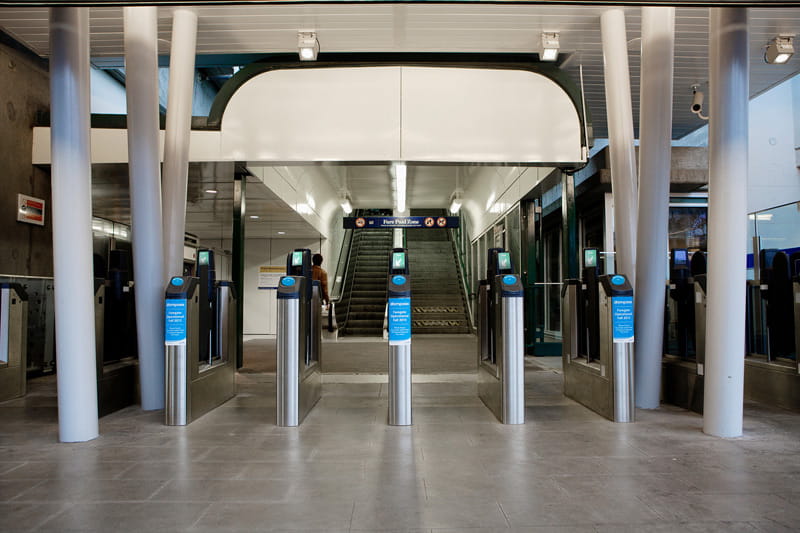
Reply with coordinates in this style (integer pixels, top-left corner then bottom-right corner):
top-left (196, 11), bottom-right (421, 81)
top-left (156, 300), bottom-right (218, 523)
top-left (1, 338), bottom-right (800, 532)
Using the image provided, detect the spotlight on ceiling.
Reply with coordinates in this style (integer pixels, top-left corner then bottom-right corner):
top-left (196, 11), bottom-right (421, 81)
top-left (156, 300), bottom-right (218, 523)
top-left (449, 190), bottom-right (463, 214)
top-left (540, 32), bottom-right (560, 62)
top-left (765, 35), bottom-right (794, 64)
top-left (340, 193), bottom-right (353, 215)
top-left (298, 31), bottom-right (319, 61)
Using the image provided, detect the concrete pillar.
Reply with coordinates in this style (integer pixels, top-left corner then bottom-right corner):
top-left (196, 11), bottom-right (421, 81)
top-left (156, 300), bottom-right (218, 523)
top-left (49, 7), bottom-right (99, 442)
top-left (601, 9), bottom-right (638, 283)
top-left (634, 7), bottom-right (675, 409)
top-left (162, 7), bottom-right (197, 278)
top-left (703, 8), bottom-right (749, 438)
top-left (124, 6), bottom-right (166, 410)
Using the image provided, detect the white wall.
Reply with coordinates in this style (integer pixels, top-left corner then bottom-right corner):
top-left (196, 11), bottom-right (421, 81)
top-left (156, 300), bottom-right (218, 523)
top-left (248, 165), bottom-right (341, 240)
top-left (462, 166), bottom-right (553, 241)
top-left (243, 237), bottom-right (322, 335)
top-left (747, 80), bottom-right (800, 213)
top-left (90, 67), bottom-right (127, 114)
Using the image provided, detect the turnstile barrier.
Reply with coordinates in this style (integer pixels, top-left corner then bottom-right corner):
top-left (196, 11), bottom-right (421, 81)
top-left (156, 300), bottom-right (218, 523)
top-left (561, 272), bottom-right (635, 423)
top-left (0, 283), bottom-right (28, 402)
top-left (477, 249), bottom-right (525, 425)
top-left (164, 275), bottom-right (236, 426)
top-left (276, 249), bottom-right (322, 427)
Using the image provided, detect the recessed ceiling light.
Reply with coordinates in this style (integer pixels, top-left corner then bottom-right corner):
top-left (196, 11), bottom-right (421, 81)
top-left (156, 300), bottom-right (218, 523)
top-left (249, 215), bottom-right (259, 219)
top-left (205, 189), bottom-right (218, 194)
top-left (277, 231), bottom-right (286, 235)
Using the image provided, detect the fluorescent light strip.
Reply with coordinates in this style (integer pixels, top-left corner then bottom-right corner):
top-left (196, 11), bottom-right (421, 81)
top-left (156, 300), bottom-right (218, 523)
top-left (395, 163), bottom-right (407, 213)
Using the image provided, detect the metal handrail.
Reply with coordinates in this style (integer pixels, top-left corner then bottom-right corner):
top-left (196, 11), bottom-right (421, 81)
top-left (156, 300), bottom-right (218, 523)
top-left (330, 226), bottom-right (354, 302)
top-left (449, 226), bottom-right (475, 330)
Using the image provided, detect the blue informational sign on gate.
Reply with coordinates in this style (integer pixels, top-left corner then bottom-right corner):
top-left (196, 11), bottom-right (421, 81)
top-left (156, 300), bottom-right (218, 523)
top-left (165, 299), bottom-right (187, 346)
top-left (388, 297), bottom-right (412, 346)
top-left (344, 216), bottom-right (460, 229)
top-left (611, 296), bottom-right (634, 343)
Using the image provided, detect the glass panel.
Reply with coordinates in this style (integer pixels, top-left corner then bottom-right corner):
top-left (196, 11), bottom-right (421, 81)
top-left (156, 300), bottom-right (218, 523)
top-left (668, 206), bottom-right (707, 251)
top-left (544, 229), bottom-right (561, 333)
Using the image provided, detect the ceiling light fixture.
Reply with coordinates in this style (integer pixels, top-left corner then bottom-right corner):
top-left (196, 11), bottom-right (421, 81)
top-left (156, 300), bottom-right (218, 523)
top-left (765, 35), bottom-right (794, 64)
top-left (449, 190), bottom-right (463, 214)
top-left (249, 215), bottom-right (259, 219)
top-left (540, 32), bottom-right (560, 62)
top-left (340, 194), bottom-right (353, 215)
top-left (394, 163), bottom-right (407, 214)
top-left (298, 31), bottom-right (319, 61)
top-left (205, 189), bottom-right (218, 194)
top-left (277, 231), bottom-right (286, 235)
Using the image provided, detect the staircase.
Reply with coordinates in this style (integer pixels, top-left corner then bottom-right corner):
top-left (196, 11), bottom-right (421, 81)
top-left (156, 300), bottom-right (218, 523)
top-left (407, 223), bottom-right (472, 334)
top-left (337, 228), bottom-right (393, 336)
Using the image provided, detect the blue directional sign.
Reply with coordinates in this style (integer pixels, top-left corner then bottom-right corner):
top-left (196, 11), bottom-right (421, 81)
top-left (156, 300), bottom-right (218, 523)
top-left (612, 296), bottom-right (634, 343)
top-left (165, 299), bottom-right (187, 346)
top-left (388, 297), bottom-right (412, 346)
top-left (344, 216), bottom-right (460, 229)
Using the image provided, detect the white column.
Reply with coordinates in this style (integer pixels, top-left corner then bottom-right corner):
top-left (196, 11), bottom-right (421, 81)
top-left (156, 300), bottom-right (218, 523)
top-left (703, 8), bottom-right (749, 438)
top-left (49, 7), bottom-right (99, 442)
top-left (634, 7), bottom-right (675, 409)
top-left (124, 7), bottom-right (166, 410)
top-left (162, 8), bottom-right (197, 278)
top-left (601, 9), bottom-right (639, 283)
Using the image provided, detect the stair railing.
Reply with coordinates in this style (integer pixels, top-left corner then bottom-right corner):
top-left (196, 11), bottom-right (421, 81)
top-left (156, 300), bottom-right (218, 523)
top-left (449, 226), bottom-right (475, 331)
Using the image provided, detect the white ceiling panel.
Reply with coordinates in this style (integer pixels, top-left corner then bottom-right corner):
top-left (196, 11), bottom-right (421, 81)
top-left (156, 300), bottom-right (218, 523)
top-left (1, 4), bottom-right (799, 141)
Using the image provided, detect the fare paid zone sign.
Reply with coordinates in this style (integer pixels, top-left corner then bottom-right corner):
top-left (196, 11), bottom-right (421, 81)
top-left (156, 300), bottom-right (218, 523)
top-left (344, 216), bottom-right (459, 229)
top-left (388, 297), bottom-right (412, 346)
top-left (165, 300), bottom-right (188, 346)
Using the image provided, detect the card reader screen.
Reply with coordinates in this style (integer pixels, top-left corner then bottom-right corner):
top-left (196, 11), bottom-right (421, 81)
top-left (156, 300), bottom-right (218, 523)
top-left (392, 252), bottom-right (406, 271)
top-left (497, 252), bottom-right (511, 271)
top-left (291, 251), bottom-right (304, 267)
top-left (198, 250), bottom-right (209, 266)
top-left (584, 249), bottom-right (597, 268)
top-left (673, 249), bottom-right (687, 265)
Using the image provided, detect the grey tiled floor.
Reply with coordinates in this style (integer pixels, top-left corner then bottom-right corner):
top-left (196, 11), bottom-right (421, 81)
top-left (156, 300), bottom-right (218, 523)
top-left (2, 348), bottom-right (800, 532)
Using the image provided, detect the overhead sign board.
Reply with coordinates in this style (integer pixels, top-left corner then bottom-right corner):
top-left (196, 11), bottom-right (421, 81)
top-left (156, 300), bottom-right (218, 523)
top-left (344, 216), bottom-right (459, 229)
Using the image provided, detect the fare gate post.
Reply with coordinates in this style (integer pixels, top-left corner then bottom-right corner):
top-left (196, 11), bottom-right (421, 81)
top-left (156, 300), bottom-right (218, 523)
top-left (387, 248), bottom-right (412, 426)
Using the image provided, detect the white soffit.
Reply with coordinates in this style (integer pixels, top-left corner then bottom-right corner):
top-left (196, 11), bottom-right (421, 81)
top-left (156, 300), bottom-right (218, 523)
top-left (401, 67), bottom-right (582, 163)
top-left (220, 66), bottom-right (583, 164)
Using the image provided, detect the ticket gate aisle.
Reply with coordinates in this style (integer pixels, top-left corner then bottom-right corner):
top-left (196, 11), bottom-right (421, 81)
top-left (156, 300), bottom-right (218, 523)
top-left (662, 249), bottom-right (706, 413)
top-left (164, 250), bottom-right (237, 426)
top-left (794, 253), bottom-right (800, 372)
top-left (477, 248), bottom-right (525, 425)
top-left (0, 283), bottom-right (28, 402)
top-left (741, 249), bottom-right (800, 410)
top-left (276, 249), bottom-right (322, 427)
top-left (387, 248), bottom-right (412, 426)
top-left (561, 248), bottom-right (635, 423)
top-left (93, 249), bottom-right (139, 416)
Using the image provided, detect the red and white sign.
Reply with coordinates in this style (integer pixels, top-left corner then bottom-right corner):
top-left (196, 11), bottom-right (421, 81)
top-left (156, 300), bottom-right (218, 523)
top-left (424, 217), bottom-right (434, 227)
top-left (436, 217), bottom-right (447, 227)
top-left (355, 217), bottom-right (366, 228)
top-left (17, 194), bottom-right (45, 226)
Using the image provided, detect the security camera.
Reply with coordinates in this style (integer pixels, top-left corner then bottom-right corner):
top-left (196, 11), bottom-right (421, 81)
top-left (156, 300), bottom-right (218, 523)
top-left (690, 86), bottom-right (709, 120)
top-left (691, 90), bottom-right (704, 113)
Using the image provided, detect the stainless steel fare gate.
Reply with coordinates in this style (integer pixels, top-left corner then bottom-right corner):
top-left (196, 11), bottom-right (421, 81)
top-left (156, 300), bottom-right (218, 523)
top-left (477, 274), bottom-right (525, 425)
